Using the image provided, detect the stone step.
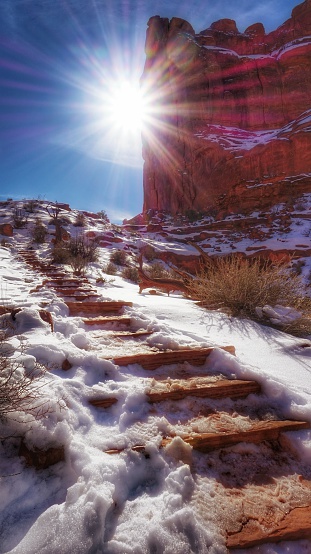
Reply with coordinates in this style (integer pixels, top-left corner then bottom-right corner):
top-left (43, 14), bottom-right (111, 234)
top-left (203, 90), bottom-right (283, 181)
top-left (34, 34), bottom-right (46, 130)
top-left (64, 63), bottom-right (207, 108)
top-left (105, 445), bottom-right (146, 455)
top-left (108, 330), bottom-right (154, 338)
top-left (62, 294), bottom-right (99, 300)
top-left (44, 272), bottom-right (71, 278)
top-left (45, 278), bottom-right (88, 284)
top-left (54, 288), bottom-right (98, 295)
top-left (227, 504), bottom-right (311, 549)
top-left (89, 377), bottom-right (258, 414)
top-left (147, 378), bottom-right (260, 403)
top-left (161, 419), bottom-right (310, 453)
top-left (44, 269), bottom-right (70, 275)
top-left (66, 300), bottom-right (133, 316)
top-left (88, 397), bottom-right (118, 408)
top-left (82, 316), bottom-right (132, 326)
top-left (113, 346), bottom-right (235, 370)
top-left (53, 283), bottom-right (91, 288)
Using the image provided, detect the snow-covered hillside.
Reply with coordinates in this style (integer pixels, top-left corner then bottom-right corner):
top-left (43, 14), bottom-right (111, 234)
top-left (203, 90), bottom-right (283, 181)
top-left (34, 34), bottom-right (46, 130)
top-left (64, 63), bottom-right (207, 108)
top-left (0, 200), bottom-right (311, 553)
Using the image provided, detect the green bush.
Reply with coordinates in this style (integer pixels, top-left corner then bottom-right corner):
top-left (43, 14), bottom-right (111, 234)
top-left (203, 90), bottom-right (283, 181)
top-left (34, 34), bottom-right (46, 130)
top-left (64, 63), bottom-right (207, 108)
top-left (185, 209), bottom-right (202, 222)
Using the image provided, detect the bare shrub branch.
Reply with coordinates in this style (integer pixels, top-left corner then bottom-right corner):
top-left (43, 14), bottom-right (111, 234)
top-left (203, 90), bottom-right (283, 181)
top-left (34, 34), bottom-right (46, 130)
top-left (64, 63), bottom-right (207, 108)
top-left (12, 208), bottom-right (28, 229)
top-left (187, 256), bottom-right (311, 335)
top-left (52, 234), bottom-right (98, 274)
top-left (0, 324), bottom-right (52, 422)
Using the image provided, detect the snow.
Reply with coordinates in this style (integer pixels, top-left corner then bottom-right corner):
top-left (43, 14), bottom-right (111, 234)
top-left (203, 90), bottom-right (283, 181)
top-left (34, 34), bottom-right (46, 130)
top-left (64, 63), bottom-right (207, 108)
top-left (0, 201), bottom-right (311, 553)
top-left (200, 36), bottom-right (311, 63)
top-left (194, 109), bottom-right (311, 152)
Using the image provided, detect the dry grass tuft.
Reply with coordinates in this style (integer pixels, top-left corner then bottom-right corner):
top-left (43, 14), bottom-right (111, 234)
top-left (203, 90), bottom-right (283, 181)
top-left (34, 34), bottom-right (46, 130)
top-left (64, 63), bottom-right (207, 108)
top-left (188, 256), bottom-right (311, 336)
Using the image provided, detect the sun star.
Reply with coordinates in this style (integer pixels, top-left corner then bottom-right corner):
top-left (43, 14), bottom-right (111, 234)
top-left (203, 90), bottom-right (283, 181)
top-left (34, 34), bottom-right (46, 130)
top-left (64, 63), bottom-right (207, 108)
top-left (106, 79), bottom-right (147, 133)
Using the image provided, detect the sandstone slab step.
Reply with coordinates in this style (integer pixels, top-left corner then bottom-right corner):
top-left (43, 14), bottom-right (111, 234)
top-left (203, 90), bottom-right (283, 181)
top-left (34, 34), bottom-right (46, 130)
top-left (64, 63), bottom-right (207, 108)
top-left (109, 330), bottom-right (154, 338)
top-left (48, 282), bottom-right (88, 288)
top-left (113, 346), bottom-right (235, 370)
top-left (147, 378), bottom-right (260, 403)
top-left (44, 272), bottom-right (71, 278)
top-left (66, 301), bottom-right (132, 315)
top-left (162, 420), bottom-right (310, 453)
top-left (46, 274), bottom-right (88, 285)
top-left (227, 504), bottom-right (311, 549)
top-left (82, 316), bottom-right (132, 326)
top-left (51, 282), bottom-right (90, 288)
top-left (88, 397), bottom-right (118, 408)
top-left (61, 294), bottom-right (99, 300)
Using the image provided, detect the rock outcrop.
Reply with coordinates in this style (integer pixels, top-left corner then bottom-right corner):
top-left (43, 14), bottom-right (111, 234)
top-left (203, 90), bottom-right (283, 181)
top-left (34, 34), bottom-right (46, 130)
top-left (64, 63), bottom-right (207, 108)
top-left (141, 0), bottom-right (311, 215)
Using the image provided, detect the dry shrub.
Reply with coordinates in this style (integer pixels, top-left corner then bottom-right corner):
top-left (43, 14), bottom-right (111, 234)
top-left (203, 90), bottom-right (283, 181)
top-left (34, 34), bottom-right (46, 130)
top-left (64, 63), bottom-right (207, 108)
top-left (23, 199), bottom-right (38, 213)
top-left (104, 262), bottom-right (118, 275)
top-left (142, 245), bottom-right (157, 262)
top-left (110, 249), bottom-right (128, 266)
top-left (121, 266), bottom-right (139, 283)
top-left (0, 325), bottom-right (50, 421)
top-left (97, 210), bottom-right (109, 223)
top-left (52, 242), bottom-right (72, 264)
top-left (67, 235), bottom-right (98, 274)
top-left (147, 262), bottom-right (170, 279)
top-left (73, 213), bottom-right (87, 227)
top-left (52, 235), bottom-right (98, 274)
top-left (31, 218), bottom-right (48, 244)
top-left (188, 256), bottom-right (311, 334)
top-left (12, 208), bottom-right (28, 229)
top-left (282, 297), bottom-right (311, 337)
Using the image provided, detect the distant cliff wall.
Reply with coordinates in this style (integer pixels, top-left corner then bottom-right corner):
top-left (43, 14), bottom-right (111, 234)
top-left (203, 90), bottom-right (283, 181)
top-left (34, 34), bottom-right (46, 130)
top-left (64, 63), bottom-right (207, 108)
top-left (141, 0), bottom-right (311, 215)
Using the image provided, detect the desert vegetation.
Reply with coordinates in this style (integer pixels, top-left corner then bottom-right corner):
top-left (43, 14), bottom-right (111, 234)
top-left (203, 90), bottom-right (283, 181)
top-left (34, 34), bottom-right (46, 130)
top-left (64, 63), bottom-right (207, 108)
top-left (12, 208), bottom-right (28, 229)
top-left (109, 249), bottom-right (128, 266)
top-left (52, 235), bottom-right (98, 274)
top-left (0, 324), bottom-right (49, 421)
top-left (31, 218), bottom-right (48, 244)
top-left (73, 212), bottom-right (87, 227)
top-left (121, 266), bottom-right (139, 283)
top-left (188, 256), bottom-right (311, 336)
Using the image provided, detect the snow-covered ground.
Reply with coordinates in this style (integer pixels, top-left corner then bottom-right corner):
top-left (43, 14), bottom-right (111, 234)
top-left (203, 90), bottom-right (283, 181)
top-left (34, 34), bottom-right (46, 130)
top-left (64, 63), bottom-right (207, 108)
top-left (0, 200), bottom-right (311, 553)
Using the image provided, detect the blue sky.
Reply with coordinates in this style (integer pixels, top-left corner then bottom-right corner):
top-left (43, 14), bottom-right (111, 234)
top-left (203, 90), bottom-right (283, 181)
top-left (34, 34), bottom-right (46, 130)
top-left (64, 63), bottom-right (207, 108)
top-left (0, 0), bottom-right (300, 222)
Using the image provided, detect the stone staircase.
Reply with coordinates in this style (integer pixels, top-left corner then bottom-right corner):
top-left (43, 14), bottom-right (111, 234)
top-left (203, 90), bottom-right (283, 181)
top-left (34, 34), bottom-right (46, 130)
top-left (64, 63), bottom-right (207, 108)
top-left (14, 249), bottom-right (311, 549)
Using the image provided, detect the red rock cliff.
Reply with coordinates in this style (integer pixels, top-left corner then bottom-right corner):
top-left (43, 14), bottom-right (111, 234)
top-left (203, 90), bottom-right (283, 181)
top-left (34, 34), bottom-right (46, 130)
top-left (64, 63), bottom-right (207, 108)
top-left (141, 0), bottom-right (311, 215)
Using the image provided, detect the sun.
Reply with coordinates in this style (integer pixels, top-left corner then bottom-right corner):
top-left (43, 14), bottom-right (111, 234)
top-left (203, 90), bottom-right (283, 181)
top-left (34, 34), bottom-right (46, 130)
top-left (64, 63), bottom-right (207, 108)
top-left (106, 80), bottom-right (147, 133)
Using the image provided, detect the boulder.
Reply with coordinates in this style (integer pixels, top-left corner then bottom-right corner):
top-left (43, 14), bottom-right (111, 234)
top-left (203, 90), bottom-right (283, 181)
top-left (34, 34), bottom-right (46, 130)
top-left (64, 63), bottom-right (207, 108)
top-left (0, 223), bottom-right (13, 237)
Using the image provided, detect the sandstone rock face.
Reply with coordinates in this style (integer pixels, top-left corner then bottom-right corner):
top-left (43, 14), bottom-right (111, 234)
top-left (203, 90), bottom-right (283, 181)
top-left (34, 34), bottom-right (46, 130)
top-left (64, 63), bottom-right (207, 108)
top-left (141, 0), bottom-right (311, 215)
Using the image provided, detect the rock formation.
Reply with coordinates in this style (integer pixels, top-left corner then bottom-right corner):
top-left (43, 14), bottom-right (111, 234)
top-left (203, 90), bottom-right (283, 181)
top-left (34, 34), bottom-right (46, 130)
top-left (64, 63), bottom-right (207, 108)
top-left (141, 0), bottom-right (311, 215)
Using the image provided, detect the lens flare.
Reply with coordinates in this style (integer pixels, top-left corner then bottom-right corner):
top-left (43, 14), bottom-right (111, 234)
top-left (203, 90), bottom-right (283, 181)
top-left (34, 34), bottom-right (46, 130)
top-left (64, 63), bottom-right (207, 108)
top-left (106, 80), bottom-right (146, 132)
